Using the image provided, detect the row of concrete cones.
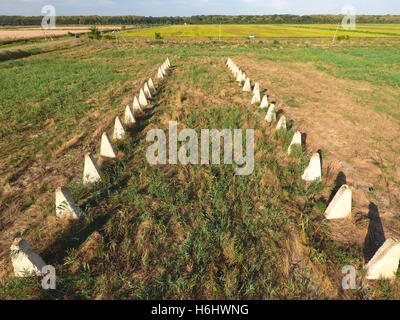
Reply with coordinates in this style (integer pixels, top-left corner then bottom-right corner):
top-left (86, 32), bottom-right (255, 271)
top-left (226, 57), bottom-right (400, 281)
top-left (10, 59), bottom-right (172, 278)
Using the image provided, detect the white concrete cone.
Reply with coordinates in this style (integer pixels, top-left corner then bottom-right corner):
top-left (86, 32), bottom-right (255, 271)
top-left (166, 57), bottom-right (171, 67)
top-left (133, 96), bottom-right (142, 112)
top-left (148, 78), bottom-right (156, 92)
top-left (253, 82), bottom-right (260, 94)
top-left (100, 132), bottom-right (117, 158)
top-left (243, 78), bottom-right (251, 92)
top-left (234, 66), bottom-right (239, 76)
top-left (55, 187), bottom-right (80, 219)
top-left (302, 153), bottom-right (322, 182)
top-left (251, 90), bottom-right (261, 105)
top-left (265, 104), bottom-right (277, 123)
top-left (365, 238), bottom-right (400, 280)
top-left (233, 68), bottom-right (238, 77)
top-left (113, 116), bottom-right (126, 140)
top-left (139, 89), bottom-right (148, 107)
top-left (124, 105), bottom-right (136, 125)
top-left (260, 95), bottom-right (269, 109)
top-left (83, 153), bottom-right (101, 185)
top-left (324, 184), bottom-right (352, 219)
top-left (276, 115), bottom-right (287, 130)
top-left (144, 83), bottom-right (152, 99)
top-left (239, 75), bottom-right (246, 87)
top-left (161, 64), bottom-right (166, 75)
top-left (288, 131), bottom-right (302, 154)
top-left (11, 239), bottom-right (46, 277)
top-left (236, 70), bottom-right (242, 82)
top-left (157, 67), bottom-right (164, 79)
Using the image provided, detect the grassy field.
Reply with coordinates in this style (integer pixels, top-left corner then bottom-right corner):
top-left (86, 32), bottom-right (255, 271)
top-left (0, 26), bottom-right (129, 42)
top-left (0, 37), bottom-right (399, 299)
top-left (122, 24), bottom-right (400, 38)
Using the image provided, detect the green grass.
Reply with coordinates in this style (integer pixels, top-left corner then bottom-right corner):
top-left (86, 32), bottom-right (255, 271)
top-left (0, 38), bottom-right (399, 300)
top-left (257, 45), bottom-right (400, 87)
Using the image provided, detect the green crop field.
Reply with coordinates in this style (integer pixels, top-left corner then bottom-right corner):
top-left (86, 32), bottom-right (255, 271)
top-left (122, 24), bottom-right (400, 38)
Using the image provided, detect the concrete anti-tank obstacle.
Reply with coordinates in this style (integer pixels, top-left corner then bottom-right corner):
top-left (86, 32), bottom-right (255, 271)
top-left (364, 238), bottom-right (400, 280)
top-left (288, 131), bottom-right (302, 154)
top-left (113, 116), bottom-right (126, 140)
top-left (133, 96), bottom-right (142, 112)
top-left (10, 238), bottom-right (46, 277)
top-left (148, 78), bottom-right (156, 93)
top-left (166, 57), bottom-right (171, 67)
top-left (265, 104), bottom-right (277, 123)
top-left (161, 64), bottom-right (167, 75)
top-left (324, 184), bottom-right (352, 219)
top-left (139, 88), bottom-right (148, 107)
top-left (302, 153), bottom-right (322, 182)
top-left (157, 67), bottom-right (164, 79)
top-left (236, 70), bottom-right (242, 82)
top-left (233, 66), bottom-right (239, 77)
top-left (83, 153), bottom-right (101, 185)
top-left (233, 67), bottom-right (238, 78)
top-left (253, 82), bottom-right (260, 95)
top-left (144, 83), bottom-right (152, 99)
top-left (243, 78), bottom-right (251, 92)
top-left (124, 105), bottom-right (136, 125)
top-left (260, 95), bottom-right (269, 109)
top-left (100, 132), bottom-right (117, 158)
top-left (251, 90), bottom-right (261, 105)
top-left (55, 187), bottom-right (80, 219)
top-left (276, 115), bottom-right (287, 131)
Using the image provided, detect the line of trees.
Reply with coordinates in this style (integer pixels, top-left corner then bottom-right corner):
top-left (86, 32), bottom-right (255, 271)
top-left (1, 15), bottom-right (400, 26)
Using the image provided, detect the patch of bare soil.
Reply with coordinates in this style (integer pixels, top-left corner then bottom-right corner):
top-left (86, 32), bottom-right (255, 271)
top-left (236, 56), bottom-right (400, 261)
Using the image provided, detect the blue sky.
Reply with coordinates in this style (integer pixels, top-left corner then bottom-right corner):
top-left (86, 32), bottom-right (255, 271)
top-left (1, 0), bottom-right (399, 16)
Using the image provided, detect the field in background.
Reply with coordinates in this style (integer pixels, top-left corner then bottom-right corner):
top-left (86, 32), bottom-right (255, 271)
top-left (0, 26), bottom-right (131, 42)
top-left (0, 37), bottom-right (399, 299)
top-left (122, 24), bottom-right (400, 38)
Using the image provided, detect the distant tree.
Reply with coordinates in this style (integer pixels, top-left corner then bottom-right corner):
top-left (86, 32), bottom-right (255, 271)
top-left (88, 26), bottom-right (101, 40)
top-left (1, 14), bottom-right (400, 26)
